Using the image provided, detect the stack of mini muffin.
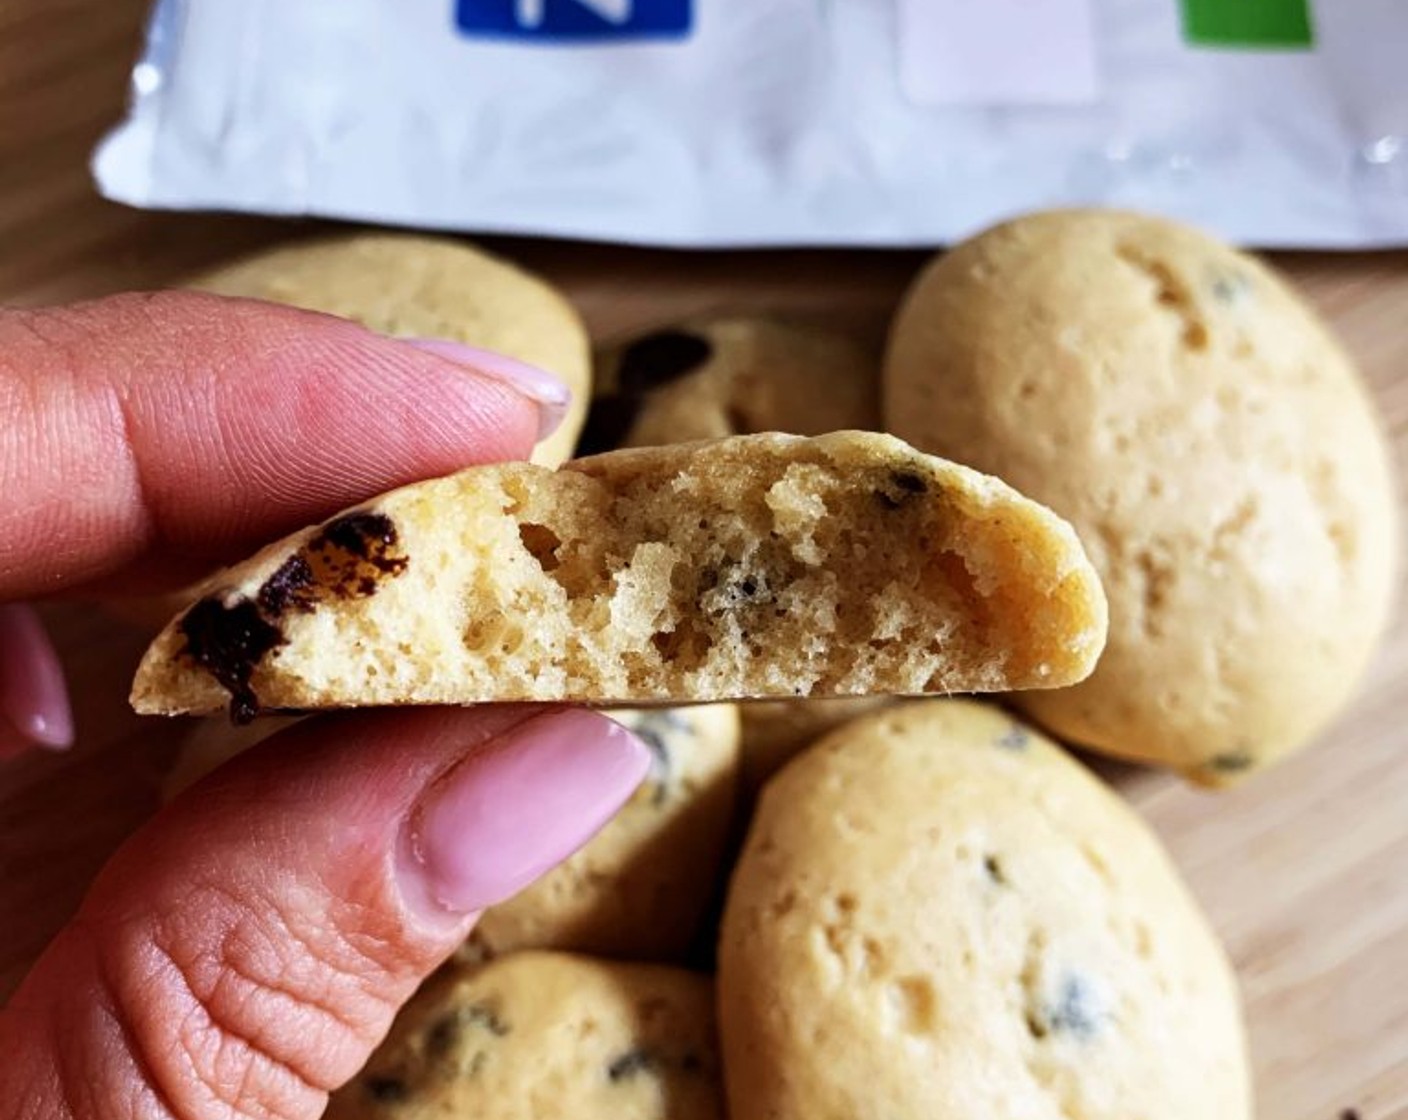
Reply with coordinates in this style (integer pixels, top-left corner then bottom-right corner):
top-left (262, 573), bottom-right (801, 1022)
top-left (152, 212), bottom-right (1397, 1120)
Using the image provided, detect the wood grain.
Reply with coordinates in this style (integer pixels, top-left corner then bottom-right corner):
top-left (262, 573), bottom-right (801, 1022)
top-left (0, 2), bottom-right (1404, 1117)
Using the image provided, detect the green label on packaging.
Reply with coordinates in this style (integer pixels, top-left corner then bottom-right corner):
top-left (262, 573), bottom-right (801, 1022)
top-left (1181, 0), bottom-right (1314, 48)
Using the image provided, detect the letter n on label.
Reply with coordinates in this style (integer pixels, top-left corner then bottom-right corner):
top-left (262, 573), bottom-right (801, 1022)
top-left (455, 0), bottom-right (691, 41)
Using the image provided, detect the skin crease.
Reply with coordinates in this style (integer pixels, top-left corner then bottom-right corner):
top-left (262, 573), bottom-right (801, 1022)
top-left (0, 294), bottom-right (647, 1120)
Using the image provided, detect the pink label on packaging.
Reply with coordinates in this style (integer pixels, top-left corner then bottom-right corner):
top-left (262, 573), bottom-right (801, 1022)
top-left (899, 0), bottom-right (1100, 106)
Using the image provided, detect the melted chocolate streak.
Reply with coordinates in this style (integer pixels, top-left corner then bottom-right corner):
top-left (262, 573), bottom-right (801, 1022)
top-left (178, 512), bottom-right (407, 724)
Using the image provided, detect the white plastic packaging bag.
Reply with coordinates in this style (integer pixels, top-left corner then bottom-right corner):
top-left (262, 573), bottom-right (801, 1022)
top-left (95, 0), bottom-right (1408, 248)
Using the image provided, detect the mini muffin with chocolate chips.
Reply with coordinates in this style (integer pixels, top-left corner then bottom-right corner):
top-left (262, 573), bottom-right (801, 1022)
top-left (130, 432), bottom-right (1107, 719)
top-left (885, 209), bottom-right (1398, 783)
top-left (719, 699), bottom-right (1251, 1120)
top-left (581, 317), bottom-right (879, 454)
top-left (326, 952), bottom-right (723, 1120)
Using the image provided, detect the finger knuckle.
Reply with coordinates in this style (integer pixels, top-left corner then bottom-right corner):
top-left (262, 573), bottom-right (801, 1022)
top-left (85, 877), bottom-right (400, 1119)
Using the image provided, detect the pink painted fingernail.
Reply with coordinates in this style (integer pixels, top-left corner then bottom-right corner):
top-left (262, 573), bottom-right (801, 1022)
top-left (403, 708), bottom-right (649, 915)
top-left (404, 339), bottom-right (571, 442)
top-left (0, 605), bottom-right (74, 755)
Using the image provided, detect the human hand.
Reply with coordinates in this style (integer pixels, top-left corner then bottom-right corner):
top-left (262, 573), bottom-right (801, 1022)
top-left (0, 292), bottom-right (650, 1119)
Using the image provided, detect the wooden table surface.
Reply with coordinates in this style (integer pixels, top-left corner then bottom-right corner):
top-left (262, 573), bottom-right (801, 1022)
top-left (2, 3), bottom-right (1406, 1118)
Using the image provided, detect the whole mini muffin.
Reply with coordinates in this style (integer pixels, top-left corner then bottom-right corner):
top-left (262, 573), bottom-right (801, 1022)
top-left (191, 232), bottom-right (591, 467)
top-left (884, 209), bottom-right (1398, 784)
top-left (718, 700), bottom-right (1251, 1119)
top-left (583, 317), bottom-right (879, 454)
top-left (328, 952), bottom-right (722, 1120)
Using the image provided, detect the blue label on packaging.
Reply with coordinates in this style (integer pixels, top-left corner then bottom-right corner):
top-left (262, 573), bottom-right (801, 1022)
top-left (456, 0), bottom-right (691, 41)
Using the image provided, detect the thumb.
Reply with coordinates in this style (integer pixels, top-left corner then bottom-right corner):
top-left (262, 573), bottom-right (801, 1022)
top-left (0, 292), bottom-right (564, 599)
top-left (0, 706), bottom-right (649, 1120)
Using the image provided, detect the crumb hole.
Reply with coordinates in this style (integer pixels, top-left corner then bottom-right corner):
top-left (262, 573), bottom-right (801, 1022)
top-left (860, 936), bottom-right (885, 976)
top-left (1078, 842), bottom-right (1114, 888)
top-left (1133, 547), bottom-right (1174, 637)
top-left (501, 478), bottom-right (531, 516)
top-left (886, 976), bottom-right (938, 1034)
top-left (518, 523), bottom-right (562, 571)
top-left (651, 618), bottom-right (714, 671)
top-left (1116, 242), bottom-right (1211, 353)
top-left (1133, 920), bottom-right (1154, 960)
top-left (463, 611), bottom-right (518, 654)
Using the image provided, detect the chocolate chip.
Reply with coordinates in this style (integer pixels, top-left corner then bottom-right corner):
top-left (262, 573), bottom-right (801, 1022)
top-left (318, 512), bottom-right (387, 559)
top-left (312, 512), bottom-right (408, 578)
top-left (272, 511), bottom-right (408, 609)
top-left (1210, 272), bottom-right (1253, 305)
top-left (470, 1004), bottom-right (511, 1037)
top-left (179, 597), bottom-right (287, 725)
top-left (617, 330), bottom-right (713, 394)
top-left (1033, 974), bottom-right (1104, 1040)
top-left (996, 725), bottom-right (1029, 751)
top-left (983, 854), bottom-right (1008, 885)
top-left (365, 1076), bottom-right (408, 1102)
top-left (1340, 1109), bottom-right (1361, 1120)
top-left (875, 470), bottom-right (929, 510)
top-left (455, 932), bottom-right (494, 966)
top-left (427, 1015), bottom-right (460, 1055)
top-left (607, 1049), bottom-right (656, 1082)
top-left (631, 716), bottom-right (674, 769)
top-left (1208, 750), bottom-right (1255, 773)
top-left (576, 395), bottom-right (642, 457)
top-left (715, 566), bottom-right (769, 609)
top-left (258, 514), bottom-right (406, 615)
top-left (257, 555), bottom-right (315, 615)
top-left (628, 711), bottom-right (692, 806)
top-left (429, 1004), bottom-right (510, 1054)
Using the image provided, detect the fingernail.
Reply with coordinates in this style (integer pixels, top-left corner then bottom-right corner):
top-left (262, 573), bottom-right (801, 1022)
top-left (404, 339), bottom-right (572, 442)
top-left (403, 708), bottom-right (649, 915)
top-left (0, 605), bottom-right (74, 753)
